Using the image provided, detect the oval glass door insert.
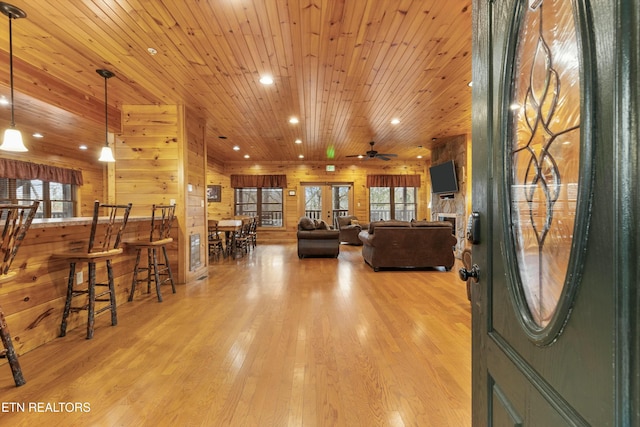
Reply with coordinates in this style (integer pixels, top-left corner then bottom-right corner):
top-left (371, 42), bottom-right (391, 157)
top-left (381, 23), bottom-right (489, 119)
top-left (508, 0), bottom-right (587, 339)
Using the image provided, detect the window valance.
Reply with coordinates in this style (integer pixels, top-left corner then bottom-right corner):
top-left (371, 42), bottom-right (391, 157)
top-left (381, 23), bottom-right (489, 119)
top-left (366, 174), bottom-right (421, 188)
top-left (230, 174), bottom-right (287, 188)
top-left (0, 159), bottom-right (83, 185)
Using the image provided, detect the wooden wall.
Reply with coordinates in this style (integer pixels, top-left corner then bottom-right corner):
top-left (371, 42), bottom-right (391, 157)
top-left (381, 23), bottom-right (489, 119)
top-left (207, 159), bottom-right (430, 242)
top-left (116, 105), bottom-right (181, 213)
top-left (182, 107), bottom-right (208, 281)
top-left (115, 104), bottom-right (208, 283)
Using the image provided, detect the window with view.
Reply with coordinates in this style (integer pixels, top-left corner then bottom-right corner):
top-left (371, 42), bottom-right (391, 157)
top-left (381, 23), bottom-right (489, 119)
top-left (234, 187), bottom-right (283, 227)
top-left (0, 178), bottom-right (75, 218)
top-left (369, 187), bottom-right (416, 222)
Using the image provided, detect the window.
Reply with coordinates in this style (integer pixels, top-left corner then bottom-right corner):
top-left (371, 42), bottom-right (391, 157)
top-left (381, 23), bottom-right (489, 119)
top-left (234, 187), bottom-right (283, 227)
top-left (0, 178), bottom-right (76, 218)
top-left (369, 186), bottom-right (416, 222)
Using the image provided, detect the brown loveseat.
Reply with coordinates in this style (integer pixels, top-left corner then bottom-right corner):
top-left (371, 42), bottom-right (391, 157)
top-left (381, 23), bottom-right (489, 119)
top-left (358, 220), bottom-right (457, 271)
top-left (297, 217), bottom-right (340, 258)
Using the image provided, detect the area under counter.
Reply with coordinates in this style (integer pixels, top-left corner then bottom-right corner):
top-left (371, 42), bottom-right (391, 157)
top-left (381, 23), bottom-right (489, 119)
top-left (0, 216), bottom-right (178, 357)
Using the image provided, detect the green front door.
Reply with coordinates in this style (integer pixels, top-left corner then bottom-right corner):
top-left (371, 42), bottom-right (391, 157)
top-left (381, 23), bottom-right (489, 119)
top-left (471, 0), bottom-right (639, 425)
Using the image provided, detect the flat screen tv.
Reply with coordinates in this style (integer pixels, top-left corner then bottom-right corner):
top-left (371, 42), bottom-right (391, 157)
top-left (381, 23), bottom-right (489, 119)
top-left (429, 160), bottom-right (459, 194)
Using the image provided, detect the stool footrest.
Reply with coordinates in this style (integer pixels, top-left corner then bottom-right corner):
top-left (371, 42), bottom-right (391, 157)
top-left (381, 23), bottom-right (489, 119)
top-left (60, 264), bottom-right (118, 340)
top-left (94, 306), bottom-right (113, 315)
top-left (71, 290), bottom-right (89, 297)
top-left (128, 245), bottom-right (176, 302)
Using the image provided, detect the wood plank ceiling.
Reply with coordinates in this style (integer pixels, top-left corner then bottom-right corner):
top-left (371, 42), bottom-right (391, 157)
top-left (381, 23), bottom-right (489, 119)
top-left (0, 0), bottom-right (472, 163)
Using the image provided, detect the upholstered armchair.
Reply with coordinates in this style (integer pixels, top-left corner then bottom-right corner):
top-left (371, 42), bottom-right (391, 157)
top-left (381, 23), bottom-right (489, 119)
top-left (337, 215), bottom-right (368, 245)
top-left (297, 217), bottom-right (340, 258)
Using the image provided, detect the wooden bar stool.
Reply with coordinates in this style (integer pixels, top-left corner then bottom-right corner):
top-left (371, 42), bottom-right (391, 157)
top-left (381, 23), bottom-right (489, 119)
top-left (127, 204), bottom-right (176, 302)
top-left (52, 200), bottom-right (132, 340)
top-left (0, 202), bottom-right (39, 387)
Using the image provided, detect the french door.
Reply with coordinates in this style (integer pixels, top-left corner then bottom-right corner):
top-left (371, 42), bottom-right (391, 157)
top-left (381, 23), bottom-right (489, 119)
top-left (301, 183), bottom-right (352, 228)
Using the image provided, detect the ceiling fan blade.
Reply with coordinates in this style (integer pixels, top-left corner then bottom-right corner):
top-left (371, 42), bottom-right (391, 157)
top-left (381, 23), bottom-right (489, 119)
top-left (376, 153), bottom-right (398, 157)
top-left (376, 155), bottom-right (392, 161)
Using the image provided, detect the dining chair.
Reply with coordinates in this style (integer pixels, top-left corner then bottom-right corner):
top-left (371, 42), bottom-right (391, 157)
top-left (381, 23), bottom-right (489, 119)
top-left (248, 216), bottom-right (257, 248)
top-left (233, 218), bottom-right (252, 257)
top-left (208, 220), bottom-right (224, 260)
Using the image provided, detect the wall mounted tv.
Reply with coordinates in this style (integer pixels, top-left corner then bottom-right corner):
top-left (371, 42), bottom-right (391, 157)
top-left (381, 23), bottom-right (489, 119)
top-left (429, 160), bottom-right (459, 194)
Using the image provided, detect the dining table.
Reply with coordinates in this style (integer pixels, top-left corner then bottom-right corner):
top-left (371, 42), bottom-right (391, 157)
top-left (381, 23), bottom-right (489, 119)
top-left (213, 219), bottom-right (242, 233)
top-left (209, 219), bottom-right (242, 256)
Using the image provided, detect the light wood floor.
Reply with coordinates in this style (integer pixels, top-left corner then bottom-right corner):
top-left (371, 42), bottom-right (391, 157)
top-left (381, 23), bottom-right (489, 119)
top-left (0, 244), bottom-right (471, 426)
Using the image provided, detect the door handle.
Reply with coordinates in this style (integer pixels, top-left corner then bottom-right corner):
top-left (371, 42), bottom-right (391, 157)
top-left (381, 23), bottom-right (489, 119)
top-left (459, 264), bottom-right (480, 283)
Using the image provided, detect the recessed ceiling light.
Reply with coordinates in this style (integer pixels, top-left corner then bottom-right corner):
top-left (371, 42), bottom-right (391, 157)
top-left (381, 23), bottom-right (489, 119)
top-left (289, 117), bottom-right (299, 124)
top-left (357, 155), bottom-right (364, 159)
top-left (233, 145), bottom-right (240, 151)
top-left (468, 81), bottom-right (473, 87)
top-left (298, 154), bottom-right (304, 159)
top-left (390, 118), bottom-right (400, 125)
top-left (32, 133), bottom-right (43, 138)
top-left (79, 144), bottom-right (88, 150)
top-left (0, 96), bottom-right (8, 105)
top-left (417, 155), bottom-right (423, 159)
top-left (147, 47), bottom-right (158, 55)
top-left (295, 139), bottom-right (302, 144)
top-left (244, 154), bottom-right (250, 159)
top-left (259, 75), bottom-right (274, 85)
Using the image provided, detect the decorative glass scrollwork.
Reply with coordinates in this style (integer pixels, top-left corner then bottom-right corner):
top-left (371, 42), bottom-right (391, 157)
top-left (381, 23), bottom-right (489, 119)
top-left (507, 0), bottom-right (586, 341)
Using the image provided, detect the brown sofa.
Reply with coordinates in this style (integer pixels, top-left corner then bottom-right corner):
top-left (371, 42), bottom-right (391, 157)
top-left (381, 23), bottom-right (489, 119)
top-left (358, 220), bottom-right (457, 271)
top-left (297, 217), bottom-right (340, 258)
top-left (336, 215), bottom-right (368, 245)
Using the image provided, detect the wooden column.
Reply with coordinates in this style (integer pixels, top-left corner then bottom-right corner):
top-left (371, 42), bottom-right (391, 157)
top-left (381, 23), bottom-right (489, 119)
top-left (114, 105), bottom-right (208, 283)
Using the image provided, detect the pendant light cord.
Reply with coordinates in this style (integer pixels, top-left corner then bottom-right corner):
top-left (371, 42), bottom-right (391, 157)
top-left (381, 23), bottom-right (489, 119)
top-left (8, 13), bottom-right (15, 127)
top-left (103, 75), bottom-right (108, 145)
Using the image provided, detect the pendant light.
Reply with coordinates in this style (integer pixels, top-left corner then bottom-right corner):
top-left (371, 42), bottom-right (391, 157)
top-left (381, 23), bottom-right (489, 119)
top-left (97, 69), bottom-right (116, 162)
top-left (0, 2), bottom-right (27, 152)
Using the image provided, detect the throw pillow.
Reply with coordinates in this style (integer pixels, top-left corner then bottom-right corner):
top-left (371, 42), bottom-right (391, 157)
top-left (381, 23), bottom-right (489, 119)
top-left (299, 217), bottom-right (316, 230)
top-left (315, 219), bottom-right (330, 230)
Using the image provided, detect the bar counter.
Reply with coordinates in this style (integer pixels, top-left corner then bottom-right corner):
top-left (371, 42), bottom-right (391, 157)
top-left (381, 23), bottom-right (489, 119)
top-left (0, 215), bottom-right (178, 358)
top-left (30, 215), bottom-right (151, 228)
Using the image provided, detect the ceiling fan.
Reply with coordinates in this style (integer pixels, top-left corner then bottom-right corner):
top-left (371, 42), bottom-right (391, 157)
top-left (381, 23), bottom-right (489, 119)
top-left (345, 141), bottom-right (398, 161)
